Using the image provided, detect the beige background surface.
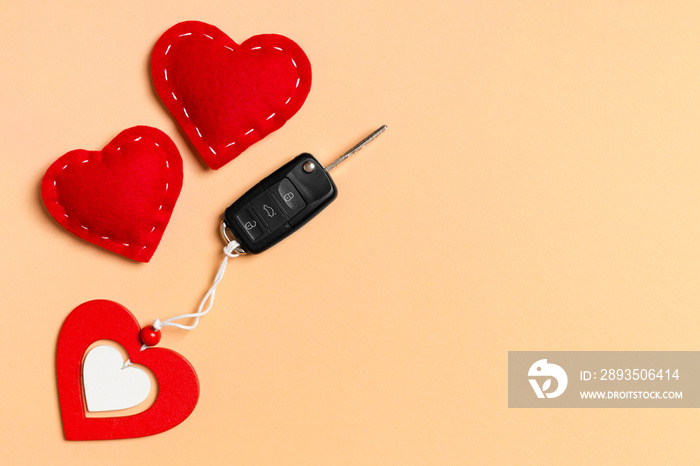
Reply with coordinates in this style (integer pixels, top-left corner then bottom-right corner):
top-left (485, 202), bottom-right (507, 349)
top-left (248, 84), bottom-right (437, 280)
top-left (1, 0), bottom-right (700, 464)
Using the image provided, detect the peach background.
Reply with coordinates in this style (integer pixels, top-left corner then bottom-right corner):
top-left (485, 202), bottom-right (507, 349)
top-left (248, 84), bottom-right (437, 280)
top-left (2, 0), bottom-right (700, 464)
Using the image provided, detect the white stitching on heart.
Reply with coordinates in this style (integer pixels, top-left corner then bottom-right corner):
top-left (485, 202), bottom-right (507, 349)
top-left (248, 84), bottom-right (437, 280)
top-left (49, 136), bottom-right (177, 257)
top-left (159, 31), bottom-right (304, 159)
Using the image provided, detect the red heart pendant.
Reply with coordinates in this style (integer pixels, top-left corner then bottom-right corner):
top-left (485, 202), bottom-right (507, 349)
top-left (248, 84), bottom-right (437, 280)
top-left (151, 21), bottom-right (312, 170)
top-left (57, 300), bottom-right (199, 440)
top-left (41, 126), bottom-right (183, 262)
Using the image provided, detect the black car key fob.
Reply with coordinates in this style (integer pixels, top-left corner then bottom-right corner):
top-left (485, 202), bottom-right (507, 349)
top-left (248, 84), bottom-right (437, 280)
top-left (222, 125), bottom-right (387, 254)
top-left (224, 153), bottom-right (337, 253)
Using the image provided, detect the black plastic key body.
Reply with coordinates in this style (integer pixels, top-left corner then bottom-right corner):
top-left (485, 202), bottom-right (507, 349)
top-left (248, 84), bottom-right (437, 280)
top-left (224, 153), bottom-right (337, 253)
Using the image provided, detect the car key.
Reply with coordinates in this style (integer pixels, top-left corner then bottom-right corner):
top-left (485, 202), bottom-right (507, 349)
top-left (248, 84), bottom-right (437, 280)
top-left (221, 125), bottom-right (387, 254)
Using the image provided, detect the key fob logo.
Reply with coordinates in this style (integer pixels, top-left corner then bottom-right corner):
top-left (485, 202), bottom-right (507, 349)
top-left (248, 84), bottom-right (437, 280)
top-left (244, 220), bottom-right (257, 231)
top-left (528, 359), bottom-right (568, 399)
top-left (283, 192), bottom-right (294, 202)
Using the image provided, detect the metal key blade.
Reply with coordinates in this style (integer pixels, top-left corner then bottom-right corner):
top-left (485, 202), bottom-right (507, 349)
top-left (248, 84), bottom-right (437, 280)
top-left (325, 125), bottom-right (387, 172)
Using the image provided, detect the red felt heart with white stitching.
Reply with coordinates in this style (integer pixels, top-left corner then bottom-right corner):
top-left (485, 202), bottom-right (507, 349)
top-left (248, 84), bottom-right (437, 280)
top-left (57, 300), bottom-right (199, 440)
top-left (151, 20), bottom-right (312, 170)
top-left (41, 126), bottom-right (183, 262)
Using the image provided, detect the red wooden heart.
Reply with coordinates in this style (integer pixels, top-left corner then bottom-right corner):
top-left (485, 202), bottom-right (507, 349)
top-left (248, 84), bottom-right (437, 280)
top-left (41, 126), bottom-right (183, 262)
top-left (151, 21), bottom-right (312, 170)
top-left (57, 300), bottom-right (199, 440)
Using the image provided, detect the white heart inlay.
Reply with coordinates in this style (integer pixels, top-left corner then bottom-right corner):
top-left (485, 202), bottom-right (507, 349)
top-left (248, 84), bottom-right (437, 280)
top-left (82, 344), bottom-right (152, 412)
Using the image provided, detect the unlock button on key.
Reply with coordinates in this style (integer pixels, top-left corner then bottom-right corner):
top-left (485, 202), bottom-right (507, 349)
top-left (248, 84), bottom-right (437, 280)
top-left (235, 207), bottom-right (265, 242)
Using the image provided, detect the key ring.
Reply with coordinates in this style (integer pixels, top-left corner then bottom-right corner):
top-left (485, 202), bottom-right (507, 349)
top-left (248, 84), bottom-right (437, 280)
top-left (219, 220), bottom-right (247, 255)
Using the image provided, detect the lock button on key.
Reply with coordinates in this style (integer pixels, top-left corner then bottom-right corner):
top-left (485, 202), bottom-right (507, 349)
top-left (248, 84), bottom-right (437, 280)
top-left (272, 178), bottom-right (305, 218)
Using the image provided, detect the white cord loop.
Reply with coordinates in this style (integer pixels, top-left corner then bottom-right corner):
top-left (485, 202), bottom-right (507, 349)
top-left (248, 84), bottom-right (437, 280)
top-left (153, 241), bottom-right (241, 331)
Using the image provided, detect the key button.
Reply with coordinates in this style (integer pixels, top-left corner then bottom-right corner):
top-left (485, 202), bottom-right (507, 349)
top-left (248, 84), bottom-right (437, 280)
top-left (272, 178), bottom-right (306, 218)
top-left (251, 192), bottom-right (288, 231)
top-left (235, 207), bottom-right (265, 242)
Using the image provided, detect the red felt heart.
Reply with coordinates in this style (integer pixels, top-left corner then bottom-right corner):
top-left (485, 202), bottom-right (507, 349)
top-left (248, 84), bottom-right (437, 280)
top-left (151, 21), bottom-right (312, 170)
top-left (41, 126), bottom-right (183, 262)
top-left (57, 300), bottom-right (199, 440)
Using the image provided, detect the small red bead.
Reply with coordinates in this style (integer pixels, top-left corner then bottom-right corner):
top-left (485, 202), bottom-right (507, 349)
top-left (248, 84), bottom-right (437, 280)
top-left (140, 326), bottom-right (161, 346)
